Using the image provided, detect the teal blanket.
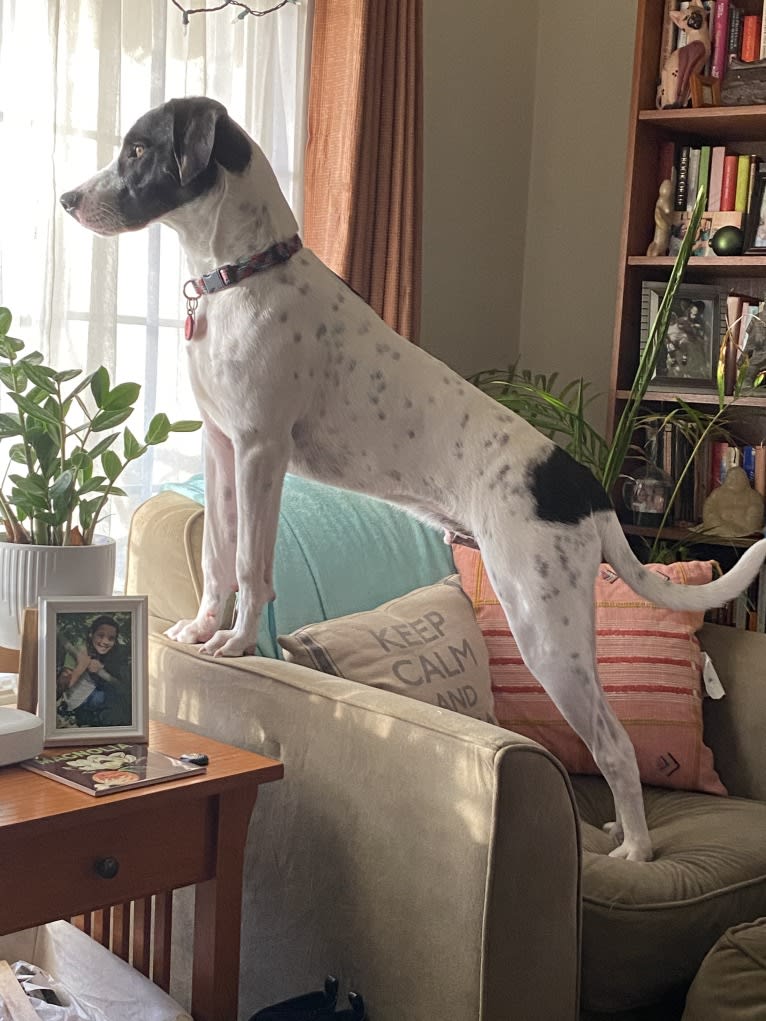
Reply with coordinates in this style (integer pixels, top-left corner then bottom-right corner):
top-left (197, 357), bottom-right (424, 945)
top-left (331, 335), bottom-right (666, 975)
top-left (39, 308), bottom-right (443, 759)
top-left (162, 474), bottom-right (455, 657)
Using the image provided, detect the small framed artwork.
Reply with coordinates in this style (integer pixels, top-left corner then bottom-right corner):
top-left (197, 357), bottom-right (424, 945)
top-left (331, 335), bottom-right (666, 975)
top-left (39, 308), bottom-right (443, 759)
top-left (38, 595), bottom-right (148, 746)
top-left (740, 302), bottom-right (766, 389)
top-left (640, 282), bottom-right (726, 391)
top-left (690, 74), bottom-right (721, 108)
top-left (743, 169), bottom-right (766, 253)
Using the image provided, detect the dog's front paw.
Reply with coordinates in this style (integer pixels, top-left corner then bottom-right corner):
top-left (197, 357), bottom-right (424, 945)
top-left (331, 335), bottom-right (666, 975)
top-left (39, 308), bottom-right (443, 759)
top-left (200, 628), bottom-right (256, 657)
top-left (165, 618), bottom-right (218, 644)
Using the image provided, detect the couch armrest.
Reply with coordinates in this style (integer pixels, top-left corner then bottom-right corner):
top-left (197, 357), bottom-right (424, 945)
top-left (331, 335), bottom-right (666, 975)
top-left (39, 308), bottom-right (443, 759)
top-left (148, 635), bottom-right (581, 1021)
top-left (700, 623), bottom-right (766, 801)
top-left (125, 492), bottom-right (235, 633)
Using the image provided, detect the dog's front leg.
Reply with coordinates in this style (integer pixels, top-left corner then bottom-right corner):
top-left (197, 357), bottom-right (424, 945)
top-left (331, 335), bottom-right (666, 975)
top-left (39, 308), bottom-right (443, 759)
top-left (200, 434), bottom-right (289, 657)
top-left (165, 419), bottom-right (237, 645)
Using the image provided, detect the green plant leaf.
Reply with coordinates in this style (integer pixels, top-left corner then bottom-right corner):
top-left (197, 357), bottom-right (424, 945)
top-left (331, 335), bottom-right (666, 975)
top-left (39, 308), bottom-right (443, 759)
top-left (76, 475), bottom-right (107, 495)
top-left (169, 419), bottom-right (202, 433)
top-left (122, 427), bottom-right (145, 460)
top-left (87, 432), bottom-right (119, 459)
top-left (23, 364), bottom-right (57, 393)
top-left (0, 307), bottom-right (11, 335)
top-left (0, 335), bottom-right (24, 359)
top-left (90, 366), bottom-right (110, 407)
top-left (90, 407), bottom-right (134, 431)
top-left (49, 470), bottom-right (75, 500)
top-left (54, 368), bottom-right (81, 383)
top-left (8, 443), bottom-right (28, 464)
top-left (101, 449), bottom-right (122, 482)
top-left (145, 412), bottom-right (171, 444)
top-left (0, 412), bottom-right (22, 437)
top-left (18, 350), bottom-right (44, 365)
top-left (102, 381), bottom-right (141, 411)
top-left (8, 392), bottom-right (60, 428)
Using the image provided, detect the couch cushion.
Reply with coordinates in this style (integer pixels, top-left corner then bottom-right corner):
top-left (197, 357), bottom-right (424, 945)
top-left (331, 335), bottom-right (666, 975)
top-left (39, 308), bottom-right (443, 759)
top-left (452, 544), bottom-right (725, 795)
top-left (163, 474), bottom-right (455, 658)
top-left (278, 576), bottom-right (498, 723)
top-left (573, 776), bottom-right (766, 1012)
top-left (681, 916), bottom-right (766, 1020)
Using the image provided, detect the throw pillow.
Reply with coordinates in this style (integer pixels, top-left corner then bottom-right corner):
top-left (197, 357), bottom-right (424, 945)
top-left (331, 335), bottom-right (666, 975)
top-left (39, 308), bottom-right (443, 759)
top-left (278, 576), bottom-right (498, 724)
top-left (452, 544), bottom-right (726, 794)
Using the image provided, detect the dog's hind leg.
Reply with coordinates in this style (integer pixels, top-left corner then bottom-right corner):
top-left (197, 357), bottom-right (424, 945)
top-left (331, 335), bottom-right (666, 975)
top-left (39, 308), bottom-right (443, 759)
top-left (479, 533), bottom-right (653, 862)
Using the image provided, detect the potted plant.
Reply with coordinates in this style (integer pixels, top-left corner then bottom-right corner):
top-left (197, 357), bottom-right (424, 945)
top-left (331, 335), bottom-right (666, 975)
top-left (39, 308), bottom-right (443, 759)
top-left (0, 306), bottom-right (201, 648)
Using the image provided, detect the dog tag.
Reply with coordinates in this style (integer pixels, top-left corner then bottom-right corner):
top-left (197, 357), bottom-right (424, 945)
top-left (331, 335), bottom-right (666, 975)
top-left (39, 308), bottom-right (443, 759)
top-left (184, 295), bottom-right (199, 341)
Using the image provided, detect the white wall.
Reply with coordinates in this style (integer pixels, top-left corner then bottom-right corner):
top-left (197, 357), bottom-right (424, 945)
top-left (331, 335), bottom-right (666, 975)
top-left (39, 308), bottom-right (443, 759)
top-left (421, 0), bottom-right (637, 433)
top-left (420, 0), bottom-right (537, 375)
top-left (519, 1), bottom-right (637, 432)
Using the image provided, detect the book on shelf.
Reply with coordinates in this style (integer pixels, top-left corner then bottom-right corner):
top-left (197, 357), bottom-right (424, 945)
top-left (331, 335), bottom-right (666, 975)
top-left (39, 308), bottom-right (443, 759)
top-left (20, 743), bottom-right (206, 796)
top-left (712, 0), bottom-right (730, 77)
top-left (740, 13), bottom-right (761, 61)
top-left (720, 153), bottom-right (739, 211)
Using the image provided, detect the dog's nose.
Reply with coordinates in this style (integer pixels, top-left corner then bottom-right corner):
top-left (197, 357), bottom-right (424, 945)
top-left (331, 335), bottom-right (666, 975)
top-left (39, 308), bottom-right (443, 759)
top-left (59, 190), bottom-right (82, 215)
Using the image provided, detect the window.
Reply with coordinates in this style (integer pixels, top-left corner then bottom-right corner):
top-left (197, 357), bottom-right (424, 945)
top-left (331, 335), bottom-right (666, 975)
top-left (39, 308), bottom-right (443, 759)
top-left (0, 0), bottom-right (311, 584)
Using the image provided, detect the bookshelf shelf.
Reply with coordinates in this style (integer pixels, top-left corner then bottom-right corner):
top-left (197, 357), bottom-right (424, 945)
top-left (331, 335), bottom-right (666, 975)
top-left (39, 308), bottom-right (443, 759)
top-left (615, 389), bottom-right (766, 407)
top-left (639, 105), bottom-right (766, 141)
top-left (628, 255), bottom-right (766, 274)
top-left (622, 523), bottom-right (761, 549)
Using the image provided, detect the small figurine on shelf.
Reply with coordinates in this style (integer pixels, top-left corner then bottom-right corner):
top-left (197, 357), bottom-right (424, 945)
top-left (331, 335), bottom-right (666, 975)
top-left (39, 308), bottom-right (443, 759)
top-left (702, 466), bottom-right (765, 537)
top-left (647, 178), bottom-right (674, 257)
top-left (657, 0), bottom-right (711, 109)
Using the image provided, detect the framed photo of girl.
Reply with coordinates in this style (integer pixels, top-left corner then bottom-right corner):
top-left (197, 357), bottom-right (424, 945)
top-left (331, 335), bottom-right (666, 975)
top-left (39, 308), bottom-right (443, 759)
top-left (38, 595), bottom-right (148, 747)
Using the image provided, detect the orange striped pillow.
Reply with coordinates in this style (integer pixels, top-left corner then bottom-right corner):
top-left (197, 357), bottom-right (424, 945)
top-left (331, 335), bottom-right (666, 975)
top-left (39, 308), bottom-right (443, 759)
top-left (452, 545), bottom-right (725, 794)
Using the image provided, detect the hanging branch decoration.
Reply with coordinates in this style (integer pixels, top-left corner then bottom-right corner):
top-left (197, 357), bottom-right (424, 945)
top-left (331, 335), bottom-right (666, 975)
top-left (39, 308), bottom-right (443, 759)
top-left (170, 0), bottom-right (298, 26)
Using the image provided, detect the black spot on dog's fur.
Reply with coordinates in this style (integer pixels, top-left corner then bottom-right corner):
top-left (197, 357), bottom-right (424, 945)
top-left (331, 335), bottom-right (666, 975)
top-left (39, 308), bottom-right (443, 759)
top-left (529, 446), bottom-right (611, 525)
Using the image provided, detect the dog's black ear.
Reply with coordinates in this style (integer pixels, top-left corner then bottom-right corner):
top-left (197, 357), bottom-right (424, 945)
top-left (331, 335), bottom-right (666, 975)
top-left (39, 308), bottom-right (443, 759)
top-left (171, 98), bottom-right (250, 186)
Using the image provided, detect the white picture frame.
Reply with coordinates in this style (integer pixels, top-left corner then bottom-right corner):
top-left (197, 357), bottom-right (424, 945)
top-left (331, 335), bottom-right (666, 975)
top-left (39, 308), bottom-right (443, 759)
top-left (38, 595), bottom-right (148, 747)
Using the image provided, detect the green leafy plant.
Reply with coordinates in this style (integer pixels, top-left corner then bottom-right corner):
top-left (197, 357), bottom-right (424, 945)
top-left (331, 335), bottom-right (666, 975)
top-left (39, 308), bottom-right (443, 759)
top-left (0, 306), bottom-right (202, 546)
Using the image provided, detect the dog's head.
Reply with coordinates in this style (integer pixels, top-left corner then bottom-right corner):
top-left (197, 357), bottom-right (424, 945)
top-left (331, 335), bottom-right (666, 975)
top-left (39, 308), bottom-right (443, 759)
top-left (60, 97), bottom-right (251, 235)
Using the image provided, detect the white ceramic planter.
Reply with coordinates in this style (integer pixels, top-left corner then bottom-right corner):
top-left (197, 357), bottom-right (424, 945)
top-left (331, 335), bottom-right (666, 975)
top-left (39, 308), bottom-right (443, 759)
top-left (0, 536), bottom-right (116, 649)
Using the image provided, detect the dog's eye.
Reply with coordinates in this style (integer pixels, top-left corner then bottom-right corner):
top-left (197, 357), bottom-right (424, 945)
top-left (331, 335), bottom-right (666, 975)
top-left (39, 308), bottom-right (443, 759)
top-left (129, 143), bottom-right (145, 159)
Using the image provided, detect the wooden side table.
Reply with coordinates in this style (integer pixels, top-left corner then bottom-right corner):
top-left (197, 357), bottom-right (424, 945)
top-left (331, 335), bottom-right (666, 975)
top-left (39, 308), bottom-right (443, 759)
top-left (0, 720), bottom-right (283, 1021)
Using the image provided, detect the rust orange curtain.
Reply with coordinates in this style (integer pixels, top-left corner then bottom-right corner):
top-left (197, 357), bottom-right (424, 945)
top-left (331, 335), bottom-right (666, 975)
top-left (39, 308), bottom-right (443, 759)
top-left (304, 0), bottom-right (423, 342)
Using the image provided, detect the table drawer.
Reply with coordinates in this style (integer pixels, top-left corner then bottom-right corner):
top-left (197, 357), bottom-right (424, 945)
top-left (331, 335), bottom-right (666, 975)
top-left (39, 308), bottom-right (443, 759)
top-left (0, 797), bottom-right (215, 933)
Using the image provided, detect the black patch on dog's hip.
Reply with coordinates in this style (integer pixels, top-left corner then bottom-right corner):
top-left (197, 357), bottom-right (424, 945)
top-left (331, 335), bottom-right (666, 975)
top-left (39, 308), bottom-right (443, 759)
top-left (529, 446), bottom-right (612, 524)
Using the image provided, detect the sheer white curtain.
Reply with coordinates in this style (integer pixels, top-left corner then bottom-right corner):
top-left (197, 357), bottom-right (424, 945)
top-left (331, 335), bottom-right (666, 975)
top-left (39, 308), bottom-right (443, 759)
top-left (0, 0), bottom-right (311, 582)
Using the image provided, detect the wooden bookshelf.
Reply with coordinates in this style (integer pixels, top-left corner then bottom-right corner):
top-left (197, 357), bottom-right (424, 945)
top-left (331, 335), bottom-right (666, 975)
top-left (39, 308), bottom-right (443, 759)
top-left (610, 0), bottom-right (766, 553)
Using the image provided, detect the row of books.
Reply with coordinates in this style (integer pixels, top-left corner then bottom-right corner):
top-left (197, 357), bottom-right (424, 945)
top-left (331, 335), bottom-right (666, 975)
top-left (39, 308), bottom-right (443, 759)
top-left (672, 145), bottom-right (757, 215)
top-left (660, 1), bottom-right (766, 83)
top-left (654, 428), bottom-right (766, 526)
top-left (662, 141), bottom-right (764, 257)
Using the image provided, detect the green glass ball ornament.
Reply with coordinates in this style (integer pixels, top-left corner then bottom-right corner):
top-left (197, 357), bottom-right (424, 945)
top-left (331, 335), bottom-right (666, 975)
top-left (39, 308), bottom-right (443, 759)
top-left (709, 225), bottom-right (745, 256)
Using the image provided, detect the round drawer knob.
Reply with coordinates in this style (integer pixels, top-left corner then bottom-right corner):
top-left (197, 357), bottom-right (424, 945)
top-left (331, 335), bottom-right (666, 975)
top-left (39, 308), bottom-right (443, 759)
top-left (94, 856), bottom-right (120, 879)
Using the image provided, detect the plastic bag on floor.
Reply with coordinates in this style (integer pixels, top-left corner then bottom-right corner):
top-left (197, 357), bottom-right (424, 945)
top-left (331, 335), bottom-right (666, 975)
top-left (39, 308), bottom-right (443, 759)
top-left (0, 960), bottom-right (99, 1021)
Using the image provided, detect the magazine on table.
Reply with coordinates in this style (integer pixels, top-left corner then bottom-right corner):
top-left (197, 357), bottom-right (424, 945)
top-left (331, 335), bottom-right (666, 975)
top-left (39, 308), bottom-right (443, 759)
top-left (20, 743), bottom-right (206, 795)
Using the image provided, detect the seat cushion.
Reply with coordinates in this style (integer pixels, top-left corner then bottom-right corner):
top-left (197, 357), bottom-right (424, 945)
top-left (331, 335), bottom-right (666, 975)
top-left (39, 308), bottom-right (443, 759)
top-left (682, 916), bottom-right (766, 1020)
top-left (572, 776), bottom-right (766, 1012)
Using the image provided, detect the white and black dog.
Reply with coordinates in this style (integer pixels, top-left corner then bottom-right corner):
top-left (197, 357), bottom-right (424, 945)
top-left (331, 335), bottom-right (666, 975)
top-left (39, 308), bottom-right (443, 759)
top-left (62, 97), bottom-right (766, 861)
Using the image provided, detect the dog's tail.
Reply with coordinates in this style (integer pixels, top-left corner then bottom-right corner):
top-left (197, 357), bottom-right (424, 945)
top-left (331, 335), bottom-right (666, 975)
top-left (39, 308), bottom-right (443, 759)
top-left (597, 510), bottom-right (766, 611)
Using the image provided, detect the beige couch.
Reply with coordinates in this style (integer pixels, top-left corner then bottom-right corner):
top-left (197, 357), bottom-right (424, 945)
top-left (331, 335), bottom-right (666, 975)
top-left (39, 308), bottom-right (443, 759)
top-left (127, 490), bottom-right (766, 1021)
